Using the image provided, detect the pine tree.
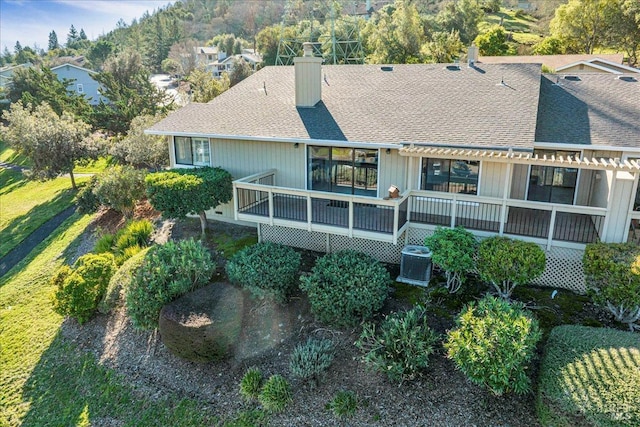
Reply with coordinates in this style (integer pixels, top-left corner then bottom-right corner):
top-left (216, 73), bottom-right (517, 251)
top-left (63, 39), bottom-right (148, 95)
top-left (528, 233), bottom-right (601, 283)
top-left (67, 25), bottom-right (79, 47)
top-left (48, 30), bottom-right (59, 51)
top-left (80, 28), bottom-right (88, 40)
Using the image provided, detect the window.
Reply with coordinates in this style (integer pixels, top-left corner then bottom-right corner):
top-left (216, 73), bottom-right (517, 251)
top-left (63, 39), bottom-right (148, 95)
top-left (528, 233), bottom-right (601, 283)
top-left (421, 158), bottom-right (479, 194)
top-left (77, 84), bottom-right (84, 93)
top-left (527, 150), bottom-right (579, 204)
top-left (175, 136), bottom-right (210, 166)
top-left (308, 146), bottom-right (378, 196)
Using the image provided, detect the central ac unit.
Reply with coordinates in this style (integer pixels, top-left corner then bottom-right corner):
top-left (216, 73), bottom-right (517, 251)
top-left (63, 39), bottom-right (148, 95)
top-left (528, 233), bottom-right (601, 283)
top-left (397, 245), bottom-right (432, 287)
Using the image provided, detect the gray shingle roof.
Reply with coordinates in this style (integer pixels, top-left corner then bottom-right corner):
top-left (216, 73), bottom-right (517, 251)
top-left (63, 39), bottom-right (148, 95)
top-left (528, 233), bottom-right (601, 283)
top-left (535, 74), bottom-right (640, 147)
top-left (148, 63), bottom-right (543, 149)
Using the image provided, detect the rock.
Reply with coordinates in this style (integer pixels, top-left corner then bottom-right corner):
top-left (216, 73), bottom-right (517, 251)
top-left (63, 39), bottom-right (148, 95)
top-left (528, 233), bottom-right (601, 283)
top-left (159, 282), bottom-right (243, 362)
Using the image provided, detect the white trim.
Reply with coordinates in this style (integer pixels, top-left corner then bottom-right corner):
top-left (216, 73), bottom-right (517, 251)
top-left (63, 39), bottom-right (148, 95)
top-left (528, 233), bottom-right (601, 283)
top-left (145, 130), bottom-right (402, 150)
top-left (534, 142), bottom-right (637, 152)
top-left (556, 61), bottom-right (623, 74)
top-left (50, 63), bottom-right (97, 75)
top-left (587, 58), bottom-right (640, 73)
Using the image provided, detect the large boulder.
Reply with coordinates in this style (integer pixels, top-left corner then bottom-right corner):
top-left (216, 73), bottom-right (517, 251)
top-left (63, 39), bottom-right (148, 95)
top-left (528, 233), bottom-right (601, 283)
top-left (159, 282), bottom-right (243, 362)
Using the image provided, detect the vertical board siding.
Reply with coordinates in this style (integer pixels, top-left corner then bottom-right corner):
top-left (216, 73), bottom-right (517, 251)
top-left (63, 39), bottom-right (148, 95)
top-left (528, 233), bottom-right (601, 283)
top-left (379, 151), bottom-right (407, 196)
top-left (510, 164), bottom-right (528, 200)
top-left (478, 162), bottom-right (506, 198)
top-left (605, 177), bottom-right (634, 242)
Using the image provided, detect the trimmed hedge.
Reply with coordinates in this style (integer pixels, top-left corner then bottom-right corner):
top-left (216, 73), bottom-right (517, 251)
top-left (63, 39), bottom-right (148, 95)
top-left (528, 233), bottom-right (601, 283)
top-left (225, 241), bottom-right (301, 303)
top-left (126, 239), bottom-right (215, 330)
top-left (538, 325), bottom-right (640, 427)
top-left (444, 295), bottom-right (541, 395)
top-left (51, 253), bottom-right (117, 324)
top-left (300, 250), bottom-right (390, 328)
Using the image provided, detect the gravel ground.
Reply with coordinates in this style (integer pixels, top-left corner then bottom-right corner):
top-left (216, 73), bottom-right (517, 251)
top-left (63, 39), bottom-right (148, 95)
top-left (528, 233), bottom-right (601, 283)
top-left (58, 212), bottom-right (544, 426)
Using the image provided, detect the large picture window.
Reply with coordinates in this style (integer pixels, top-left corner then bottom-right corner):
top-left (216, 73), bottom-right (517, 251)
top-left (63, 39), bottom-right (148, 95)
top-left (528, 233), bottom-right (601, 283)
top-left (421, 158), bottom-right (479, 194)
top-left (527, 150), bottom-right (579, 204)
top-left (308, 146), bottom-right (378, 196)
top-left (175, 137), bottom-right (210, 166)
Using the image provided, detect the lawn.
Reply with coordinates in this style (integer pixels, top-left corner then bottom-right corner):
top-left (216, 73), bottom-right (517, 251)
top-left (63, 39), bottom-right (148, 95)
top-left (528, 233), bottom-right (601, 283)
top-left (0, 140), bottom-right (30, 167)
top-left (0, 168), bottom-right (88, 258)
top-left (0, 213), bottom-right (218, 426)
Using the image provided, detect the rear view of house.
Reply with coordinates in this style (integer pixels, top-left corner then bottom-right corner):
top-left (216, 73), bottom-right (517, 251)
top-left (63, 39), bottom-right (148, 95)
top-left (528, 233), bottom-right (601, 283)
top-left (147, 45), bottom-right (640, 292)
top-left (51, 63), bottom-right (106, 105)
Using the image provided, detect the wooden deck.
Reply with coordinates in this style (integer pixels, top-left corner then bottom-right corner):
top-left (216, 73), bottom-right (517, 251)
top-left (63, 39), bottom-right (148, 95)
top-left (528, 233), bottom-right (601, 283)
top-left (239, 196), bottom-right (601, 244)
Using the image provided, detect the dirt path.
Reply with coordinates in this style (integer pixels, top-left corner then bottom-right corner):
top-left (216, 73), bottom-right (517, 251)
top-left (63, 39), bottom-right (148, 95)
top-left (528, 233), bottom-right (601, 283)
top-left (0, 205), bottom-right (76, 277)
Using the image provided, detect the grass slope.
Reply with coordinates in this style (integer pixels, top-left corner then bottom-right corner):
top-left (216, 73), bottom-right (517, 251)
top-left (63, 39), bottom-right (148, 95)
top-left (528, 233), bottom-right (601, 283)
top-left (0, 169), bottom-right (87, 258)
top-left (0, 213), bottom-right (217, 426)
top-left (537, 325), bottom-right (640, 427)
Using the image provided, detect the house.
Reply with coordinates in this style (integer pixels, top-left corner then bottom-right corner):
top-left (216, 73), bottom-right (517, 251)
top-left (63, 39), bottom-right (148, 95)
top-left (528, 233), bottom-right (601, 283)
top-left (147, 44), bottom-right (640, 292)
top-left (0, 63), bottom-right (32, 103)
top-left (50, 63), bottom-right (106, 105)
top-left (210, 50), bottom-right (262, 78)
top-left (195, 46), bottom-right (226, 69)
top-left (479, 53), bottom-right (635, 73)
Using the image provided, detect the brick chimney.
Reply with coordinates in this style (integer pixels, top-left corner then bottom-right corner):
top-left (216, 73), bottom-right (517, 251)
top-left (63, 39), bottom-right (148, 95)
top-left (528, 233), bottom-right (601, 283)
top-left (294, 42), bottom-right (322, 107)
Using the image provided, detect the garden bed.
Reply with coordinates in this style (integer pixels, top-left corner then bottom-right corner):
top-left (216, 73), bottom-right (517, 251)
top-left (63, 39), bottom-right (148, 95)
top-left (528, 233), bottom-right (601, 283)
top-left (59, 215), bottom-right (624, 426)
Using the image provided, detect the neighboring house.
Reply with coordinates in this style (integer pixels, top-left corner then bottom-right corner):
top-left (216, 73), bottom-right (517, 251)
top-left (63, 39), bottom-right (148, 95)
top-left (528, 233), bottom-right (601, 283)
top-left (195, 46), bottom-right (226, 68)
top-left (210, 49), bottom-right (262, 78)
top-left (0, 63), bottom-right (32, 103)
top-left (147, 45), bottom-right (640, 292)
top-left (50, 63), bottom-right (107, 105)
top-left (479, 53), bottom-right (630, 73)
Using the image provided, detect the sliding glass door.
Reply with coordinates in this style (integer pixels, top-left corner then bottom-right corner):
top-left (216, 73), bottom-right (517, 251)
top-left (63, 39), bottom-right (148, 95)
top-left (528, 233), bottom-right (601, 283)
top-left (308, 146), bottom-right (378, 196)
top-left (527, 150), bottom-right (579, 204)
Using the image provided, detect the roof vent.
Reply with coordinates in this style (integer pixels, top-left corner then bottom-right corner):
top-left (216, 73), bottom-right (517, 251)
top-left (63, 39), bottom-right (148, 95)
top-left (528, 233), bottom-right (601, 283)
top-left (381, 66), bottom-right (394, 72)
top-left (446, 65), bottom-right (461, 71)
top-left (618, 76), bottom-right (638, 82)
top-left (564, 75), bottom-right (581, 81)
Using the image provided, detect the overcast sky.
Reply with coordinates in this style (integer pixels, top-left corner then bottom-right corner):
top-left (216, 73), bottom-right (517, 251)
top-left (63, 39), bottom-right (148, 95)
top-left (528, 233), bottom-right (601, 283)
top-left (0, 0), bottom-right (176, 52)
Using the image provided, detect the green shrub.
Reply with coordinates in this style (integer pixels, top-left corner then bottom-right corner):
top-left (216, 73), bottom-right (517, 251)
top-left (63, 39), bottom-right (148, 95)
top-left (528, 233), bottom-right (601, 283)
top-left (225, 241), bottom-right (301, 303)
top-left (258, 375), bottom-right (292, 413)
top-left (51, 253), bottom-right (117, 324)
top-left (289, 338), bottom-right (334, 386)
top-left (94, 233), bottom-right (115, 254)
top-left (98, 247), bottom-right (150, 314)
top-left (444, 295), bottom-right (541, 395)
top-left (75, 176), bottom-right (100, 214)
top-left (239, 367), bottom-right (263, 402)
top-left (424, 226), bottom-right (477, 293)
top-left (583, 242), bottom-right (640, 331)
top-left (355, 305), bottom-right (438, 383)
top-left (93, 165), bottom-right (146, 219)
top-left (327, 390), bottom-right (358, 418)
top-left (477, 236), bottom-right (545, 299)
top-left (222, 409), bottom-right (267, 427)
top-left (537, 325), bottom-right (640, 427)
top-left (300, 250), bottom-right (390, 328)
top-left (126, 239), bottom-right (215, 330)
top-left (114, 219), bottom-right (154, 252)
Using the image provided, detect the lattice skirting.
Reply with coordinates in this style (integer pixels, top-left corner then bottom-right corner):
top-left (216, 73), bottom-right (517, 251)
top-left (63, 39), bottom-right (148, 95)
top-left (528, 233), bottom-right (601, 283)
top-left (260, 225), bottom-right (587, 293)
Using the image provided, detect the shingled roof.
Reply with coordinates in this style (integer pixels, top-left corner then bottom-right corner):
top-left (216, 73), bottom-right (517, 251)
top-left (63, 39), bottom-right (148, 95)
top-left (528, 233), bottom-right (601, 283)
top-left (535, 74), bottom-right (640, 147)
top-left (147, 63), bottom-right (543, 149)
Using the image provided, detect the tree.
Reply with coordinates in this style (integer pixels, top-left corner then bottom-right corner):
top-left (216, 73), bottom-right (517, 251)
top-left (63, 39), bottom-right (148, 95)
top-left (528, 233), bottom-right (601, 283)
top-left (87, 40), bottom-right (114, 70)
top-left (550, 0), bottom-right (619, 54)
top-left (532, 36), bottom-right (565, 55)
top-left (48, 30), bottom-right (59, 51)
top-left (0, 102), bottom-right (92, 189)
top-left (477, 236), bottom-right (546, 299)
top-left (7, 66), bottom-right (91, 120)
top-left (256, 24), bottom-right (281, 66)
top-left (229, 59), bottom-right (253, 87)
top-left (421, 30), bottom-right (464, 63)
top-left (79, 28), bottom-right (88, 40)
top-left (167, 39), bottom-right (198, 76)
top-left (67, 25), bottom-right (79, 47)
top-left (109, 113), bottom-right (169, 170)
top-left (187, 68), bottom-right (229, 103)
top-left (93, 165), bottom-right (147, 219)
top-left (93, 49), bottom-right (173, 133)
top-left (424, 227), bottom-right (477, 293)
top-left (436, 0), bottom-right (484, 45)
top-left (610, 0), bottom-right (640, 66)
top-left (482, 0), bottom-right (502, 13)
top-left (473, 25), bottom-right (511, 55)
top-left (365, 0), bottom-right (426, 64)
top-left (145, 167), bottom-right (233, 235)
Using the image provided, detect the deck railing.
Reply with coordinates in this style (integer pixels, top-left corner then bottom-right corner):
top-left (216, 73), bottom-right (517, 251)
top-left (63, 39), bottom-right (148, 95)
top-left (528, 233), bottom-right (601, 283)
top-left (234, 171), bottom-right (607, 248)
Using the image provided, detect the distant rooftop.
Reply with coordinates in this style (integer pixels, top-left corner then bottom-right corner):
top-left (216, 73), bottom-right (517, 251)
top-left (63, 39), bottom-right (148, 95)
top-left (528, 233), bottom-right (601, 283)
top-left (479, 54), bottom-right (624, 71)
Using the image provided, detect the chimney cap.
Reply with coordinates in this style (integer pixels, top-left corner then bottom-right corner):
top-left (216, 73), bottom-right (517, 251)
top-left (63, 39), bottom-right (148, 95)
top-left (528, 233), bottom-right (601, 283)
top-left (302, 42), bottom-right (314, 57)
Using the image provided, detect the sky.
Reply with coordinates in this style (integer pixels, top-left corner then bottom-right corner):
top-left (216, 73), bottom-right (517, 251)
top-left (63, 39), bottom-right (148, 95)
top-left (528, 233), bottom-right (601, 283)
top-left (0, 0), bottom-right (176, 52)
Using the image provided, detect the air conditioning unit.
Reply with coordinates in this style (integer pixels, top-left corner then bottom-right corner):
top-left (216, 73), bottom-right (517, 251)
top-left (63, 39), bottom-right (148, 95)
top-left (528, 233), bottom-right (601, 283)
top-left (397, 245), bottom-right (432, 287)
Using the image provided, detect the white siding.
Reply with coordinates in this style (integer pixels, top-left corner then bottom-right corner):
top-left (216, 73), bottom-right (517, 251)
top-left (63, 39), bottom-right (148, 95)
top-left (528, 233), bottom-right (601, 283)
top-left (479, 161), bottom-right (507, 198)
top-left (604, 172), bottom-right (635, 242)
top-left (510, 164), bottom-right (528, 200)
top-left (379, 150), bottom-right (407, 195)
top-left (591, 170), bottom-right (612, 209)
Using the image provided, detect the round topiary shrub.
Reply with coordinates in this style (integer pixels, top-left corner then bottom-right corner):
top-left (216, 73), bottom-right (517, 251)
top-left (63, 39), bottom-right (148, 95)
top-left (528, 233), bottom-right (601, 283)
top-left (355, 304), bottom-right (438, 383)
top-left (300, 250), bottom-right (390, 328)
top-left (51, 253), bottom-right (117, 324)
top-left (127, 238), bottom-right (215, 330)
top-left (225, 241), bottom-right (301, 303)
top-left (444, 295), bottom-right (542, 395)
